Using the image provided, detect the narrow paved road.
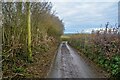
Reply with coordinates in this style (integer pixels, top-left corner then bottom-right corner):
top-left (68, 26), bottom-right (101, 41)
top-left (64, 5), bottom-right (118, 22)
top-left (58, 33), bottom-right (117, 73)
top-left (48, 41), bottom-right (106, 78)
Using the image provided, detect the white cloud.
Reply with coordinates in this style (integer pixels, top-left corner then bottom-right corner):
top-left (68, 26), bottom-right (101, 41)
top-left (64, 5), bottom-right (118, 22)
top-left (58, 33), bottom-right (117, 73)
top-left (51, 1), bottom-right (118, 33)
top-left (52, 2), bottom-right (117, 23)
top-left (3, 0), bottom-right (120, 2)
top-left (85, 27), bottom-right (106, 33)
top-left (49, 0), bottom-right (119, 2)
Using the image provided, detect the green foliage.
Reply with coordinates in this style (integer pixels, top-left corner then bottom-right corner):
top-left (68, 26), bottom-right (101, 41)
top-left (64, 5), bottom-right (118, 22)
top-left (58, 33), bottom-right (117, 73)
top-left (13, 66), bottom-right (25, 73)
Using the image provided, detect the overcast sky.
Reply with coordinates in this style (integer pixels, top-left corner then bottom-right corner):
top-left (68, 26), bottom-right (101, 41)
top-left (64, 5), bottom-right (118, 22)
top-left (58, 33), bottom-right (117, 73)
top-left (50, 0), bottom-right (119, 34)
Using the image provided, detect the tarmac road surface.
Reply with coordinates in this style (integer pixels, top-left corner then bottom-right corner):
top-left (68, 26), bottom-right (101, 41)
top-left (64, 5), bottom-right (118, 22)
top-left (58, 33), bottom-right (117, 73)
top-left (48, 41), bottom-right (107, 78)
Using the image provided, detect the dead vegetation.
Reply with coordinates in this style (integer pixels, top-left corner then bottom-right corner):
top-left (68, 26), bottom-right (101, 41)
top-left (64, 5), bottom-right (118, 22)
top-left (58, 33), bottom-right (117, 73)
top-left (2, 1), bottom-right (64, 78)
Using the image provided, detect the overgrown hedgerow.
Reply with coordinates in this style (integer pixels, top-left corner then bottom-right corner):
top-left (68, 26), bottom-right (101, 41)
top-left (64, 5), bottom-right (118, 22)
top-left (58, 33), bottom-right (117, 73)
top-left (68, 23), bottom-right (120, 77)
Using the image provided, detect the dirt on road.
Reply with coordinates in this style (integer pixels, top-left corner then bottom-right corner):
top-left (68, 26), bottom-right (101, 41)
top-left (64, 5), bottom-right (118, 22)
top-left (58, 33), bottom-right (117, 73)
top-left (47, 41), bottom-right (108, 78)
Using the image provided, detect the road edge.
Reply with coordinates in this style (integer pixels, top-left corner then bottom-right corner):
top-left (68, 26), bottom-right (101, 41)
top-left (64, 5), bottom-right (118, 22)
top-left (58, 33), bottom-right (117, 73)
top-left (45, 44), bottom-right (61, 78)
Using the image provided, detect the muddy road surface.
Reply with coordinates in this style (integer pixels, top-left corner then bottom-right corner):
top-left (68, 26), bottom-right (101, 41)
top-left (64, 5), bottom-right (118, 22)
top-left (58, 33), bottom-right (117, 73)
top-left (48, 41), bottom-right (107, 78)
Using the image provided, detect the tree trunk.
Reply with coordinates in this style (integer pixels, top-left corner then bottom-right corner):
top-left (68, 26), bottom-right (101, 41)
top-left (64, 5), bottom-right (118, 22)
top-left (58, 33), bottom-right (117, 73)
top-left (27, 1), bottom-right (32, 61)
